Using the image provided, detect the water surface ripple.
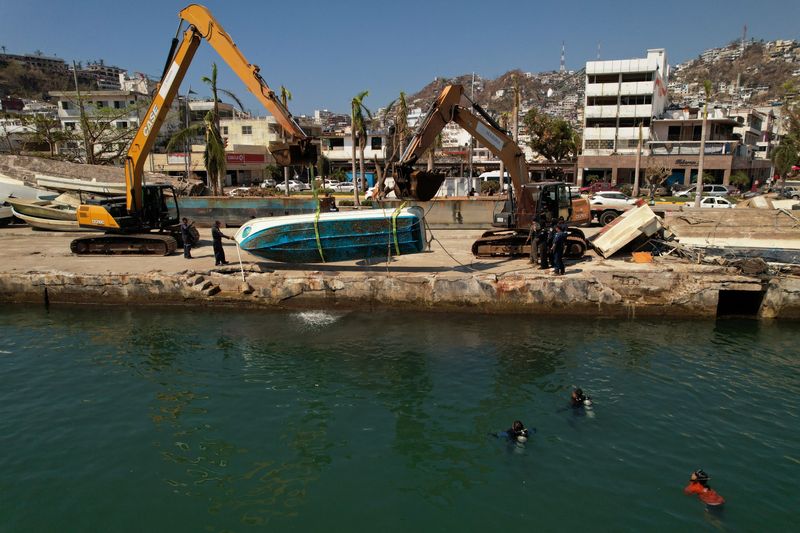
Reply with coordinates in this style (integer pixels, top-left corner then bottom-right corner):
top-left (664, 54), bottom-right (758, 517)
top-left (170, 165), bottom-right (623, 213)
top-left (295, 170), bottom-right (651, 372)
top-left (0, 307), bottom-right (798, 531)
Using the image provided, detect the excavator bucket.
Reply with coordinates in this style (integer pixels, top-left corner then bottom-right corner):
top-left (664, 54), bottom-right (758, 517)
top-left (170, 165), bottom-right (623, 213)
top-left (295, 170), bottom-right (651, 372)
top-left (269, 141), bottom-right (318, 166)
top-left (394, 167), bottom-right (446, 202)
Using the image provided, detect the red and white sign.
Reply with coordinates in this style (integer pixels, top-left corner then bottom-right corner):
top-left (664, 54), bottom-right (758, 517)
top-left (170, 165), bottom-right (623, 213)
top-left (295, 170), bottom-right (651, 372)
top-left (225, 153), bottom-right (266, 165)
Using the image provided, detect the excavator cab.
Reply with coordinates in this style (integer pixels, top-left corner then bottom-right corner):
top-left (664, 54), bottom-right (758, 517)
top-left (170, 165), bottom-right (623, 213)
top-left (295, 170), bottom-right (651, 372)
top-left (492, 182), bottom-right (573, 229)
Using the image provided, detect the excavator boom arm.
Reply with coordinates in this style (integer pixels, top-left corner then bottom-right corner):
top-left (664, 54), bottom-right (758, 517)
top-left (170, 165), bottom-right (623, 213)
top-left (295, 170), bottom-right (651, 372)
top-left (126, 3), bottom-right (314, 212)
top-left (396, 85), bottom-right (527, 201)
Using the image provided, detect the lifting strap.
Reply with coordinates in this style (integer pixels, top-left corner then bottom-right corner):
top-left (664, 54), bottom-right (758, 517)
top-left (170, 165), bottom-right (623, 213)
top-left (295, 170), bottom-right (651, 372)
top-left (391, 201), bottom-right (408, 256)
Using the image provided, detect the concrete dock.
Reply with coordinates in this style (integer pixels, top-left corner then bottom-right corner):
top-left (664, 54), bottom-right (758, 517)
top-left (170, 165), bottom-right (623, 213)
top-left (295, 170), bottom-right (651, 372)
top-left (1, 224), bottom-right (799, 319)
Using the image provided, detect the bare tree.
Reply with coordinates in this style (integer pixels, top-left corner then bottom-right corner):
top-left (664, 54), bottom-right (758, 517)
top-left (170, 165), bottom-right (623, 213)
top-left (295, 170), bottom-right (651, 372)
top-left (644, 159), bottom-right (671, 200)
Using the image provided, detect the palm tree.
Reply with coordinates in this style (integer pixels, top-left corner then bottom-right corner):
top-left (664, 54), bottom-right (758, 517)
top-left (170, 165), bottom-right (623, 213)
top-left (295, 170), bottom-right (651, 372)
top-left (351, 90), bottom-right (372, 206)
top-left (168, 64), bottom-right (243, 195)
top-left (396, 91), bottom-right (408, 157)
top-left (694, 80), bottom-right (712, 208)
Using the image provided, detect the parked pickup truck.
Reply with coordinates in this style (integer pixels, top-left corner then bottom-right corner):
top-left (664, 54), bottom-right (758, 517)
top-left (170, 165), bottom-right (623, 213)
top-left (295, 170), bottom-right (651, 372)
top-left (589, 191), bottom-right (639, 226)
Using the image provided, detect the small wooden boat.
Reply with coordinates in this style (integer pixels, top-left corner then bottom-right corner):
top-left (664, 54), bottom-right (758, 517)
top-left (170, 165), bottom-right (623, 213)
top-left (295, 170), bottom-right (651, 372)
top-left (235, 206), bottom-right (427, 263)
top-left (10, 207), bottom-right (91, 232)
top-left (35, 174), bottom-right (126, 195)
top-left (5, 197), bottom-right (77, 221)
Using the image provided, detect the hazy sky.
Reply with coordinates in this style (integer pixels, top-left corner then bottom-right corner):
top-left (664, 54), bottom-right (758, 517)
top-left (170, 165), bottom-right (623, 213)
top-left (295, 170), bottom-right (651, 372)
top-left (2, 0), bottom-right (799, 115)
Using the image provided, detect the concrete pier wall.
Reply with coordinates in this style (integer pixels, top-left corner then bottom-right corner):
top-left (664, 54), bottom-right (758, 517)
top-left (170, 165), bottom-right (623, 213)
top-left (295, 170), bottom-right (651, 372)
top-left (2, 267), bottom-right (798, 319)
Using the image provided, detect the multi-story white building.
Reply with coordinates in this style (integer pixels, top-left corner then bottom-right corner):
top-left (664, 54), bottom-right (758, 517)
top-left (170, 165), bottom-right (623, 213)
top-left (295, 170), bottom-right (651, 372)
top-left (578, 48), bottom-right (669, 185)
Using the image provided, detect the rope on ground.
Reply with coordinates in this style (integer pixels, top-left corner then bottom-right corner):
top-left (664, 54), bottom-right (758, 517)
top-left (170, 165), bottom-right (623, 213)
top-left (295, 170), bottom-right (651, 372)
top-left (423, 218), bottom-right (479, 272)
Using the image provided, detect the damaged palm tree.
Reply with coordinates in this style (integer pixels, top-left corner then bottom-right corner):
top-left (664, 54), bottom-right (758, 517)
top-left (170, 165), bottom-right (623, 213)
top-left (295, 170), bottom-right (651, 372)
top-left (168, 63), bottom-right (244, 195)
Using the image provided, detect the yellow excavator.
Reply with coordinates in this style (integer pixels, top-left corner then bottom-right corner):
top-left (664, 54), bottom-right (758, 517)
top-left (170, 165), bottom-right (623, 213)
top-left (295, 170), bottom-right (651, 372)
top-left (71, 4), bottom-right (316, 255)
top-left (389, 84), bottom-right (591, 257)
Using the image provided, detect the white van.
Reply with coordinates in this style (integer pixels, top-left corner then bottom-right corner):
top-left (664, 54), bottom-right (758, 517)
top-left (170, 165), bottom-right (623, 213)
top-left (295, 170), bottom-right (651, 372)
top-left (478, 171), bottom-right (511, 192)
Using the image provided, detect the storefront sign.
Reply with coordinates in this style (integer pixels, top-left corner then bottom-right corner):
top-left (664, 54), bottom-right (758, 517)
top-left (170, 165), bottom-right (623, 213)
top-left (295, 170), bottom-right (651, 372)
top-left (675, 159), bottom-right (698, 166)
top-left (167, 153), bottom-right (189, 165)
top-left (225, 153), bottom-right (266, 165)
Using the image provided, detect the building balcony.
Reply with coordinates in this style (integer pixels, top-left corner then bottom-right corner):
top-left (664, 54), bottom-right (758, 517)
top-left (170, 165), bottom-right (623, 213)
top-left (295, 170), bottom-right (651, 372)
top-left (648, 140), bottom-right (736, 156)
top-left (584, 105), bottom-right (619, 119)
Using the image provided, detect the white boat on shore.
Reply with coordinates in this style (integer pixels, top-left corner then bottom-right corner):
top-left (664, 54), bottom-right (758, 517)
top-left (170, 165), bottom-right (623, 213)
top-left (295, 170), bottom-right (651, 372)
top-left (10, 207), bottom-right (91, 232)
top-left (0, 205), bottom-right (12, 225)
top-left (5, 197), bottom-right (77, 221)
top-left (35, 174), bottom-right (126, 195)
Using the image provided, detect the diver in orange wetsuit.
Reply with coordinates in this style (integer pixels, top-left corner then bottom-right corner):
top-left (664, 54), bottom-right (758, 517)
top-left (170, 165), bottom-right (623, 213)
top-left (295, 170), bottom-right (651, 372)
top-left (684, 469), bottom-right (725, 509)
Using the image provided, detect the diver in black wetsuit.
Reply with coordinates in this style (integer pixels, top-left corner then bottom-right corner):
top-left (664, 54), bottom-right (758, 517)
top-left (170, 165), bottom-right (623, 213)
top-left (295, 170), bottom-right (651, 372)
top-left (493, 420), bottom-right (531, 443)
top-left (570, 388), bottom-right (591, 408)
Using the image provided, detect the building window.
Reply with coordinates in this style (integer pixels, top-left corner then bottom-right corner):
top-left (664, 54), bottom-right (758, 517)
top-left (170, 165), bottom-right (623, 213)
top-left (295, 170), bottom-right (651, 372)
top-left (114, 100), bottom-right (122, 109)
top-left (692, 125), bottom-right (702, 141)
top-left (242, 125), bottom-right (252, 135)
top-left (61, 101), bottom-right (70, 110)
top-left (222, 126), bottom-right (228, 135)
top-left (667, 126), bottom-right (681, 141)
top-left (621, 72), bottom-right (654, 82)
top-left (64, 122), bottom-right (76, 130)
top-left (588, 74), bottom-right (618, 84)
top-left (618, 118), bottom-right (650, 127)
top-left (587, 96), bottom-right (618, 106)
top-left (586, 118), bottom-right (617, 128)
top-left (327, 138), bottom-right (344, 149)
top-left (96, 101), bottom-right (105, 108)
top-left (116, 121), bottom-right (128, 129)
top-left (619, 95), bottom-right (652, 105)
top-left (370, 137), bottom-right (382, 150)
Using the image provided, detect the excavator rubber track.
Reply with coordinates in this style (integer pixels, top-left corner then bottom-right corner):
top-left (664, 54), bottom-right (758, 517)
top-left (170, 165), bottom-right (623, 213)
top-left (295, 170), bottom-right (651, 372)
top-left (472, 230), bottom-right (587, 258)
top-left (70, 234), bottom-right (178, 256)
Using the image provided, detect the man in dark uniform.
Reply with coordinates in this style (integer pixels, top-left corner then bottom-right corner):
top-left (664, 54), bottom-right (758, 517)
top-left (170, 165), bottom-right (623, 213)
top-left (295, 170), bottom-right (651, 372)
top-left (180, 217), bottom-right (193, 259)
top-left (551, 222), bottom-right (568, 275)
top-left (212, 220), bottom-right (233, 266)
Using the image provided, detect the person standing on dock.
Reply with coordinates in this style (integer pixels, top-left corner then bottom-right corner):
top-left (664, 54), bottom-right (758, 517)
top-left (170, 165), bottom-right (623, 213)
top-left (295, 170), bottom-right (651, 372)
top-left (180, 217), bottom-right (193, 259)
top-left (551, 222), bottom-right (567, 275)
top-left (212, 220), bottom-right (233, 266)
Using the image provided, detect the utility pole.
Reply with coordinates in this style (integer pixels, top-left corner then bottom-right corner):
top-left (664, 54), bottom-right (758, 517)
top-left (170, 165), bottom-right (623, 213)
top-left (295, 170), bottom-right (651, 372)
top-left (694, 83), bottom-right (711, 208)
top-left (72, 60), bottom-right (92, 164)
top-left (184, 87), bottom-right (191, 181)
top-left (633, 122), bottom-right (643, 196)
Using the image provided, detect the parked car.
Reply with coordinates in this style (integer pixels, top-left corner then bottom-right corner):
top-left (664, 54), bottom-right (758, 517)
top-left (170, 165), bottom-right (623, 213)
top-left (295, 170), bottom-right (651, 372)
top-left (568, 185), bottom-right (581, 198)
top-left (330, 181), bottom-right (355, 193)
top-left (260, 178), bottom-right (277, 188)
top-left (589, 191), bottom-right (638, 208)
top-left (778, 186), bottom-right (800, 200)
top-left (685, 197), bottom-right (735, 209)
top-left (674, 184), bottom-right (729, 198)
top-left (275, 179), bottom-right (307, 193)
top-left (580, 181), bottom-right (618, 194)
top-left (227, 187), bottom-right (252, 197)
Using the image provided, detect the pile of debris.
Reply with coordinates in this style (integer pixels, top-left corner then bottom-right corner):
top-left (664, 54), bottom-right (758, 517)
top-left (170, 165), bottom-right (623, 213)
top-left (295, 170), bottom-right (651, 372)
top-left (587, 203), bottom-right (800, 275)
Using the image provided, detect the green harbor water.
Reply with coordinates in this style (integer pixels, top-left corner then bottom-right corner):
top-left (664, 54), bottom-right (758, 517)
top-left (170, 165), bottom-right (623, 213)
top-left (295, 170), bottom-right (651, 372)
top-left (0, 306), bottom-right (798, 532)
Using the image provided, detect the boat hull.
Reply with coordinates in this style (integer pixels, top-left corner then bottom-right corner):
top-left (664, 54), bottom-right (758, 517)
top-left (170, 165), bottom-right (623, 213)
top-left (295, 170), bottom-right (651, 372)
top-left (235, 207), bottom-right (427, 263)
top-left (5, 198), bottom-right (76, 221)
top-left (11, 208), bottom-right (91, 232)
top-left (35, 174), bottom-right (126, 195)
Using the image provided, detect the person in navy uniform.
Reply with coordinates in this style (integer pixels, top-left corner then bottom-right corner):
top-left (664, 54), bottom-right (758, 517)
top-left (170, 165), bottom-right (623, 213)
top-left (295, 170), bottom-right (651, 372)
top-left (550, 221), bottom-right (568, 275)
top-left (180, 217), bottom-right (193, 259)
top-left (211, 220), bottom-right (233, 266)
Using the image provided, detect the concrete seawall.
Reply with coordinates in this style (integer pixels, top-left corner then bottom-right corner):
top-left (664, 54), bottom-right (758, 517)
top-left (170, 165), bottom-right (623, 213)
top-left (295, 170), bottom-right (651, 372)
top-left (3, 266), bottom-right (799, 319)
top-left (2, 226), bottom-right (799, 319)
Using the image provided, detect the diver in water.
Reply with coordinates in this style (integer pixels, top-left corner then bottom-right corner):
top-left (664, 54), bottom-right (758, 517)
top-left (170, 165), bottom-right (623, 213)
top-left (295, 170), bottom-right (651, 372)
top-left (492, 420), bottom-right (532, 443)
top-left (571, 388), bottom-right (592, 408)
top-left (684, 469), bottom-right (725, 510)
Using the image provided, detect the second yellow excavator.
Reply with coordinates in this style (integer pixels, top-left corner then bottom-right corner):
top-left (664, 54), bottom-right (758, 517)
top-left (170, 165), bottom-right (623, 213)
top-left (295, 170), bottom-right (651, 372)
top-left (71, 4), bottom-right (316, 255)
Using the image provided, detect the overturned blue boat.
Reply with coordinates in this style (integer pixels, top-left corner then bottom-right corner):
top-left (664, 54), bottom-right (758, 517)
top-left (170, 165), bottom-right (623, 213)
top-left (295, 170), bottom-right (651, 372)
top-left (234, 206), bottom-right (427, 263)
